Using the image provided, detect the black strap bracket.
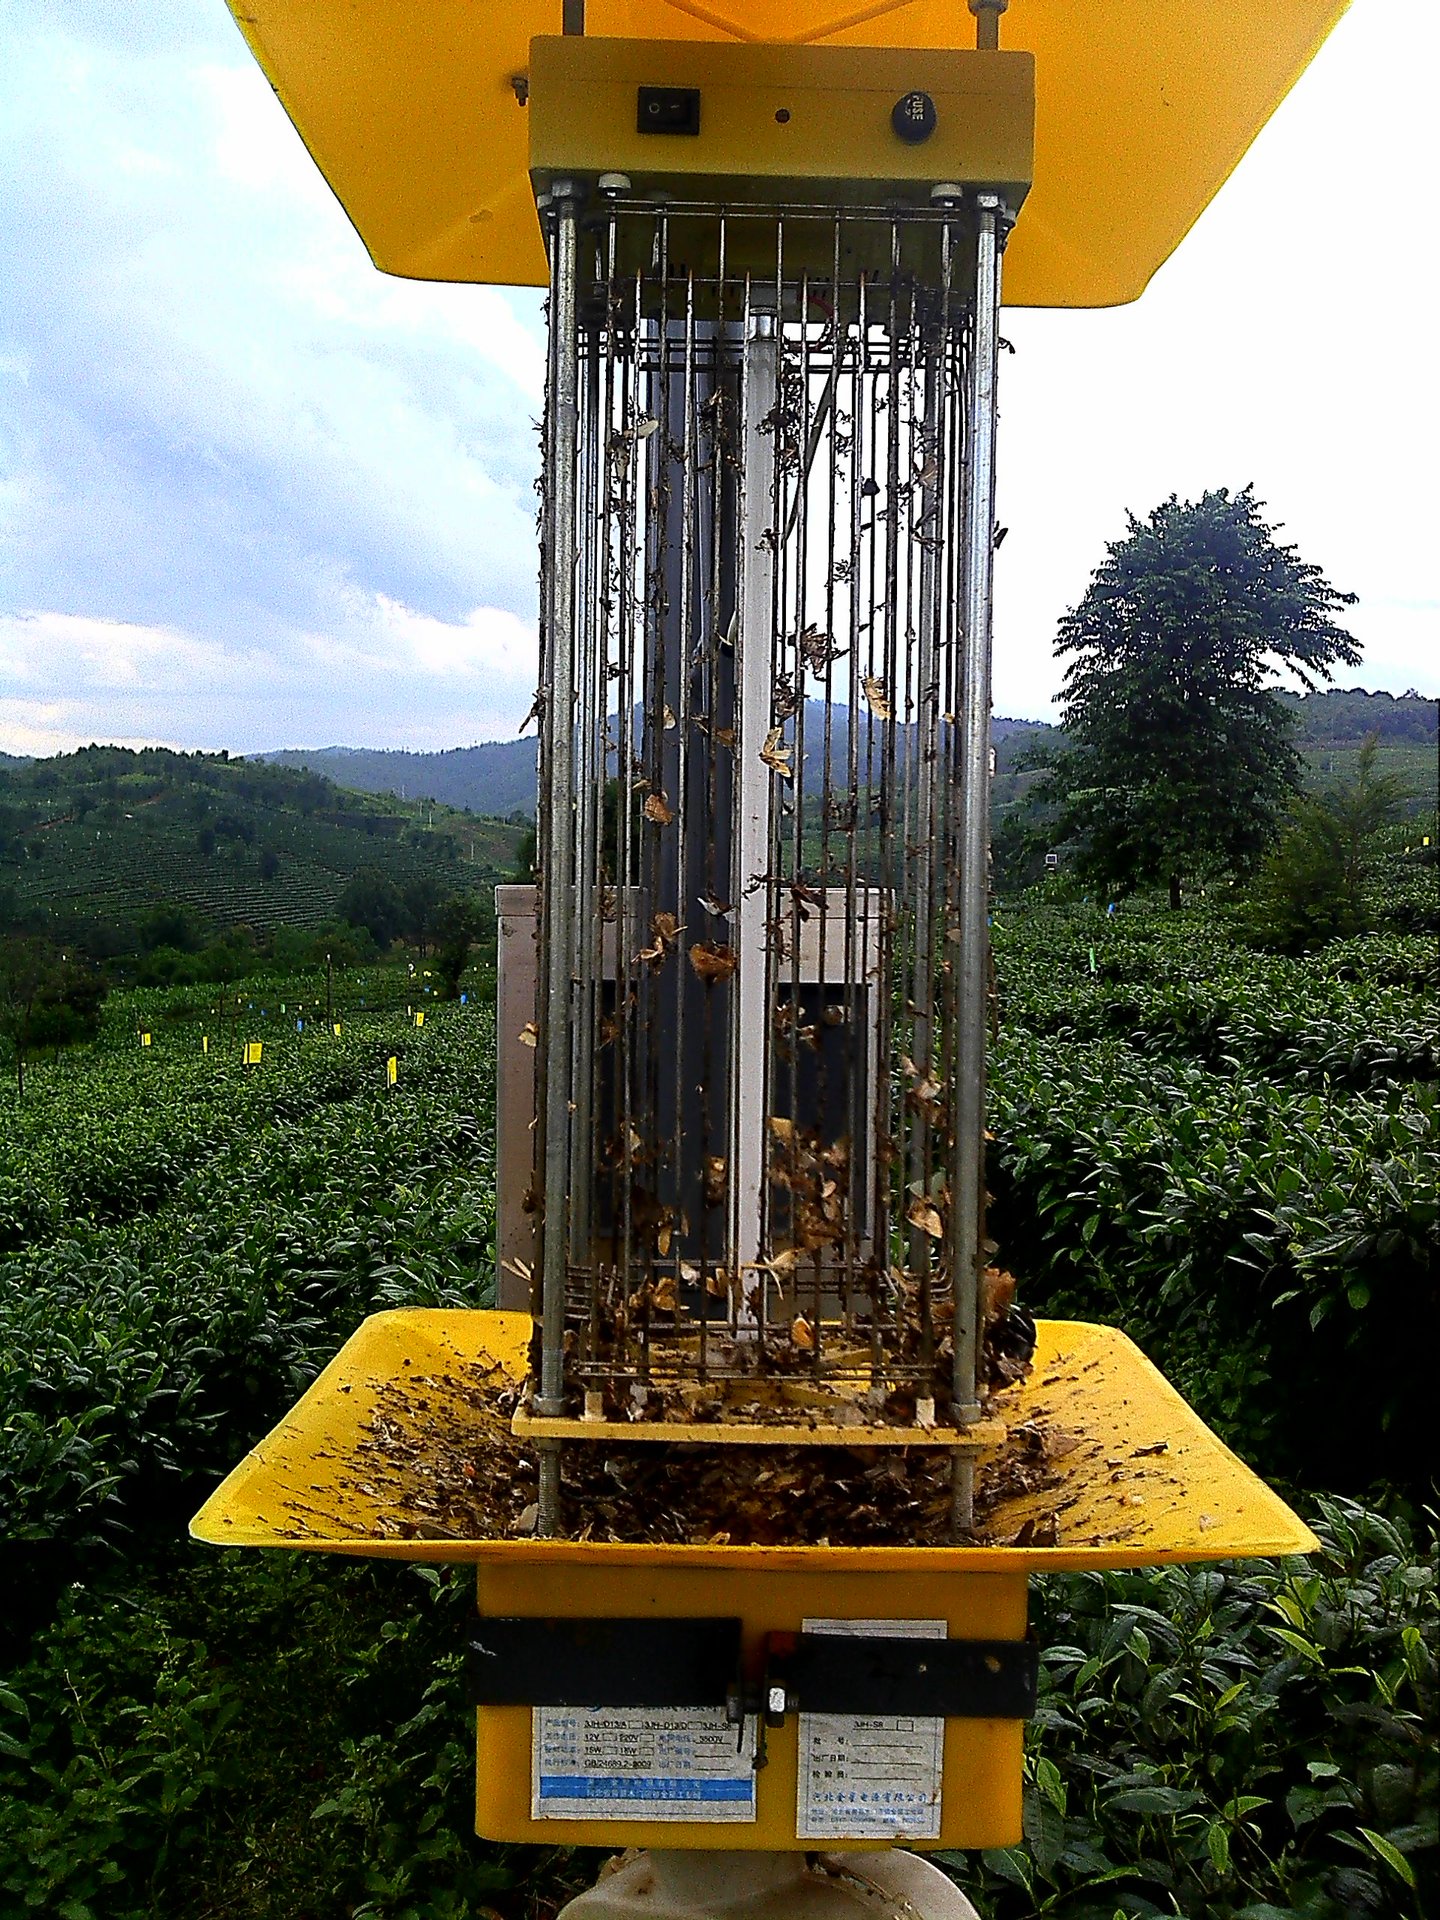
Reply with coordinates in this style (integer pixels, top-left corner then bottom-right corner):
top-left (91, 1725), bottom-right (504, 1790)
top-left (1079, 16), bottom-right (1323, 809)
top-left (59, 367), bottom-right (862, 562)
top-left (467, 1615), bottom-right (741, 1709)
top-left (762, 1630), bottom-right (1038, 1722)
top-left (467, 1616), bottom-right (1037, 1724)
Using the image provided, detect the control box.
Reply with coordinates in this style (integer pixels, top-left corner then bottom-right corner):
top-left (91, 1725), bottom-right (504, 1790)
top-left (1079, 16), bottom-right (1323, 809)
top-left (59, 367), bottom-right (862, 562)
top-left (528, 36), bottom-right (1033, 214)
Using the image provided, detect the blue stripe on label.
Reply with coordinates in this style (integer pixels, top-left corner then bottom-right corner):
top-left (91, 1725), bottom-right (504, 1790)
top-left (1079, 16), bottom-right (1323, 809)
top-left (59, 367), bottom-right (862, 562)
top-left (539, 1777), bottom-right (753, 1802)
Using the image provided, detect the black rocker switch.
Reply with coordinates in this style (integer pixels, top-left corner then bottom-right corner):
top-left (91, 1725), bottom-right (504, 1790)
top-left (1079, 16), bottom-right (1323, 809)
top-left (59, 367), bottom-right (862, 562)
top-left (637, 86), bottom-right (702, 135)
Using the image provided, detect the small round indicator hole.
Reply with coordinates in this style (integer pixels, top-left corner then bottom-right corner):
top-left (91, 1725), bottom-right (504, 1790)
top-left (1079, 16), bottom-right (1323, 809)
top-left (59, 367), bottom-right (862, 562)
top-left (775, 107), bottom-right (791, 124)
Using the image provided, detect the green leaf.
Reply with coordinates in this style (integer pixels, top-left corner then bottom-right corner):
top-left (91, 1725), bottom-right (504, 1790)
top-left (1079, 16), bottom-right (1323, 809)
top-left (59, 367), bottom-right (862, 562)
top-left (1023, 1790), bottom-right (1066, 1879)
top-left (979, 1846), bottom-right (1032, 1891)
top-left (1108, 1786), bottom-right (1202, 1815)
top-left (1357, 1828), bottom-right (1417, 1889)
top-left (1266, 1627), bottom-right (1322, 1663)
top-left (1207, 1819), bottom-right (1231, 1876)
top-left (1034, 1756), bottom-right (1067, 1814)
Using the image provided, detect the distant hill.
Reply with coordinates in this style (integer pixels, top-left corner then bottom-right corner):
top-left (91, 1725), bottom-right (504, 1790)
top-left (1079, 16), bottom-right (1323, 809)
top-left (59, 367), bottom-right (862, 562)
top-left (1283, 688), bottom-right (1436, 813)
top-left (262, 688), bottom-right (1434, 817)
top-left (1276, 685), bottom-right (1437, 746)
top-left (260, 740), bottom-right (541, 821)
top-left (2, 691), bottom-right (1425, 953)
top-left (262, 713), bottom-right (1063, 819)
top-left (0, 745), bottom-right (526, 958)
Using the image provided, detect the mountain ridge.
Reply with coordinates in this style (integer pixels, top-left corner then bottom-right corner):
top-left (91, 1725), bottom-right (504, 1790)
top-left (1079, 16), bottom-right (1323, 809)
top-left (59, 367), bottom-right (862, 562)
top-left (257, 688), bottom-right (1435, 818)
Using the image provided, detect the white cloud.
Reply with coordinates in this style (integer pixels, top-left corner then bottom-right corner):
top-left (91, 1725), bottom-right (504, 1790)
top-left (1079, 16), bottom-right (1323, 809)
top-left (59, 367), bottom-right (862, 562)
top-left (0, 0), bottom-right (1434, 760)
top-left (991, 0), bottom-right (1440, 716)
top-left (0, 600), bottom-right (540, 755)
top-left (0, 0), bottom-right (545, 748)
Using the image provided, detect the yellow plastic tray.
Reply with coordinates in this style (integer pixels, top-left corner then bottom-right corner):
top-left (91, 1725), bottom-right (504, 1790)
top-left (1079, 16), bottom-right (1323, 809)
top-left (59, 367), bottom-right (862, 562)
top-left (191, 1310), bottom-right (1313, 1850)
top-left (191, 1309), bottom-right (1317, 1571)
top-left (222, 0), bottom-right (1351, 305)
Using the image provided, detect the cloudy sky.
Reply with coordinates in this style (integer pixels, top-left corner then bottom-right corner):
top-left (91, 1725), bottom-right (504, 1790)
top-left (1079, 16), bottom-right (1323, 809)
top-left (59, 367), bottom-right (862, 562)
top-left (1, 0), bottom-right (1435, 757)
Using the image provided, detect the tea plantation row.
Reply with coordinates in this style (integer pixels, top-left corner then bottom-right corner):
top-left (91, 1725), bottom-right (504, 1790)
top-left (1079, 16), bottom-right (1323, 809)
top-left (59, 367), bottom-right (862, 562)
top-left (987, 914), bottom-right (1438, 1494)
top-left (0, 924), bottom-right (1435, 1920)
top-left (3, 996), bottom-right (496, 1550)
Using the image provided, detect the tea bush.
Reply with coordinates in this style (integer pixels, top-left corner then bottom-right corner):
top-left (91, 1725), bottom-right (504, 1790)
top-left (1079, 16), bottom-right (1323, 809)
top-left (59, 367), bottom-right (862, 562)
top-left (949, 1499), bottom-right (1437, 1920)
top-left (1, 999), bottom-right (497, 1545)
top-left (0, 925), bottom-right (1435, 1917)
top-left (987, 911), bottom-right (1438, 1491)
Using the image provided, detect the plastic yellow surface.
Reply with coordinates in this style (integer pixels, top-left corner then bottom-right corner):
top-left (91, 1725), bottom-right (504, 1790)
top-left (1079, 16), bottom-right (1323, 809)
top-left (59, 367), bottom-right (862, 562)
top-left (528, 38), bottom-right (1035, 212)
top-left (512, 1408), bottom-right (1009, 1447)
top-left (473, 1557), bottom-right (1026, 1850)
top-left (191, 1308), bottom-right (1315, 1852)
top-left (190, 1308), bottom-right (1317, 1569)
top-left (223, 0), bottom-right (1351, 306)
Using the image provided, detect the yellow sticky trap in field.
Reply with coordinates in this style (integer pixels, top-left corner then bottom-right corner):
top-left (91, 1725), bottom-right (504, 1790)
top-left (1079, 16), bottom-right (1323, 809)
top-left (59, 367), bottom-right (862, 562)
top-left (333, 1022), bottom-right (342, 1038)
top-left (140, 1032), bottom-right (152, 1048)
top-left (414, 1010), bottom-right (425, 1028)
top-left (386, 1055), bottom-right (398, 1087)
top-left (244, 1041), bottom-right (263, 1067)
top-left (202, 1034), bottom-right (209, 1055)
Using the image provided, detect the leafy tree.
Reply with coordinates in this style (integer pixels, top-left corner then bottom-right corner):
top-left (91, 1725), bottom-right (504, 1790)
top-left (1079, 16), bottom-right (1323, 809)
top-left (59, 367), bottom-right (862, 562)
top-left (137, 904), bottom-right (207, 954)
top-left (434, 893), bottom-right (482, 998)
top-left (0, 937), bottom-right (107, 1096)
top-left (310, 919), bottom-right (376, 969)
top-left (1246, 735), bottom-right (1414, 951)
top-left (337, 869), bottom-right (410, 950)
top-left (401, 874), bottom-right (445, 954)
top-left (0, 937), bottom-right (52, 1097)
top-left (1038, 488), bottom-right (1359, 906)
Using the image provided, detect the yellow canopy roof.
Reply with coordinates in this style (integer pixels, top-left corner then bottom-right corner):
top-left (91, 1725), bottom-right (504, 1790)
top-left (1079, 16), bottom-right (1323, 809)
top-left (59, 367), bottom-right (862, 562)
top-left (228, 0), bottom-right (1350, 305)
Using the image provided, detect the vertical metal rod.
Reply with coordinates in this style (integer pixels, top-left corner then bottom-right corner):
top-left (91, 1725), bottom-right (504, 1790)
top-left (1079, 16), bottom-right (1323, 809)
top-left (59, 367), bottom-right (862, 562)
top-left (950, 191), bottom-right (1005, 1535)
top-left (731, 303), bottom-right (778, 1289)
top-left (569, 305), bottom-right (601, 1275)
top-left (616, 252), bottom-right (642, 1360)
top-left (968, 0), bottom-right (1007, 51)
top-left (908, 312), bottom-right (944, 1376)
top-left (537, 185), bottom-right (581, 1535)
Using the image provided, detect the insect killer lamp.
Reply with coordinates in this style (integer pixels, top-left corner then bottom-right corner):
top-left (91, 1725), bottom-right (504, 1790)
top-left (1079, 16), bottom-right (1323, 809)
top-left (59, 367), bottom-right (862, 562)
top-left (194, 4), bottom-right (1345, 1913)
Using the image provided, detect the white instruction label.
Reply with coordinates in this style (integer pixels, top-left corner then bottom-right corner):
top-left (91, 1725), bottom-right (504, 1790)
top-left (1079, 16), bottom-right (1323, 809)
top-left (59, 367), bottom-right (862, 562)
top-left (532, 1707), bottom-right (756, 1822)
top-left (796, 1618), bottom-right (946, 1842)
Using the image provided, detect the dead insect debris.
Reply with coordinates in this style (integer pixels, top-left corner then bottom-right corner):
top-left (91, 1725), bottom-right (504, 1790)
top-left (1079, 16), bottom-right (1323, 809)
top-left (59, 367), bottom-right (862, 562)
top-left (272, 1363), bottom-right (1120, 1553)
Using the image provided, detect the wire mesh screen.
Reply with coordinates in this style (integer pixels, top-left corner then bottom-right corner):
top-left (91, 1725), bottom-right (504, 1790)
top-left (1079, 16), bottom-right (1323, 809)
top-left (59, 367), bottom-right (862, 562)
top-left (533, 197), bottom-right (992, 1433)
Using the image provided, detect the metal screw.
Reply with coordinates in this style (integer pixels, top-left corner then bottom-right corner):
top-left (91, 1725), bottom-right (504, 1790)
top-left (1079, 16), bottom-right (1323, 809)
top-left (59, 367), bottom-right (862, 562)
top-left (968, 0), bottom-right (1008, 50)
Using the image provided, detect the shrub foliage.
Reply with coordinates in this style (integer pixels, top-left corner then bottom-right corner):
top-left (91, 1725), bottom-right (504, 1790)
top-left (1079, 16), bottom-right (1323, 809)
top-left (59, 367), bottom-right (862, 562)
top-left (0, 926), bottom-right (1435, 1917)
